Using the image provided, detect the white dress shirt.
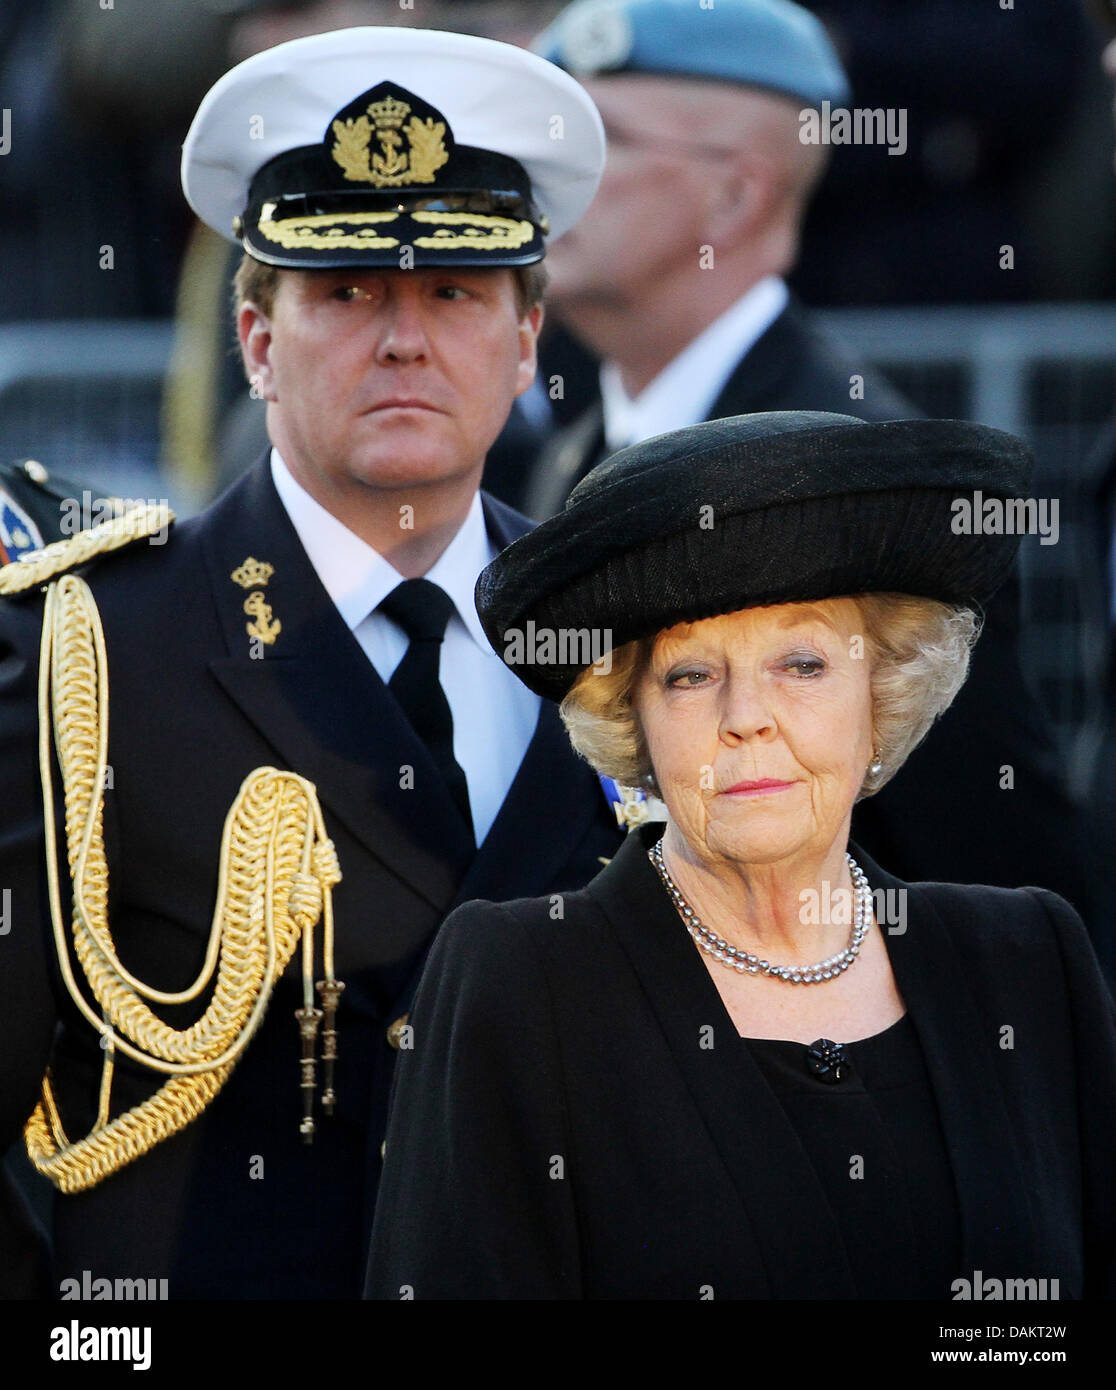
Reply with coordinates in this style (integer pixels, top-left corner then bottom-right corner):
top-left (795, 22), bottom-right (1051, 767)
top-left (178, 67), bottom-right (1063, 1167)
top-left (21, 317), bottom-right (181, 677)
top-left (270, 450), bottom-right (540, 846)
top-left (600, 276), bottom-right (789, 451)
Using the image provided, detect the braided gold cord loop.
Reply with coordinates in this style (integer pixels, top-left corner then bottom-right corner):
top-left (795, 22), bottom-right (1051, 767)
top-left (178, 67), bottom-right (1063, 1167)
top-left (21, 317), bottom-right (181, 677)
top-left (27, 1070), bottom-right (228, 1194)
top-left (25, 573), bottom-right (342, 1193)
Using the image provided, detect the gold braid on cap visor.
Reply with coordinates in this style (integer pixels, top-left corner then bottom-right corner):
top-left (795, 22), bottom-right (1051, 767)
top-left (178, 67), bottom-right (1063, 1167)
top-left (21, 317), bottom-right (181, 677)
top-left (255, 208), bottom-right (536, 251)
top-left (7, 520), bottom-right (343, 1193)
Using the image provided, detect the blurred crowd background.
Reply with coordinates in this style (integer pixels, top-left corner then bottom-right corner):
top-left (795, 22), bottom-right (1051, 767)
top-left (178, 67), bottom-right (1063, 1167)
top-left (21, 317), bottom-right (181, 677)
top-left (3, 0), bottom-right (1113, 497)
top-left (2, 0), bottom-right (1115, 944)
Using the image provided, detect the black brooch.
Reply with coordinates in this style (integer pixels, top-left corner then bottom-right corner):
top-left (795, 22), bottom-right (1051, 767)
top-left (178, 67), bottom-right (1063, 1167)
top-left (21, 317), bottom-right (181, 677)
top-left (805, 1038), bottom-right (848, 1084)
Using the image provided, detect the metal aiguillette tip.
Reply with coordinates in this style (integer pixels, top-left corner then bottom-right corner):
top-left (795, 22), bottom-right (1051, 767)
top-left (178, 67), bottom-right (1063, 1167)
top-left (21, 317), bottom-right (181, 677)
top-left (295, 1005), bottom-right (323, 1145)
top-left (315, 977), bottom-right (345, 1117)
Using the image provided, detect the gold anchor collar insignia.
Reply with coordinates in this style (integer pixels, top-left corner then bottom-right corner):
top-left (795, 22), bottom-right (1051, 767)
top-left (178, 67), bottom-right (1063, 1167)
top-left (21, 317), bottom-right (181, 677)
top-left (243, 590), bottom-right (281, 646)
top-left (230, 557), bottom-right (280, 646)
top-left (330, 81), bottom-right (450, 189)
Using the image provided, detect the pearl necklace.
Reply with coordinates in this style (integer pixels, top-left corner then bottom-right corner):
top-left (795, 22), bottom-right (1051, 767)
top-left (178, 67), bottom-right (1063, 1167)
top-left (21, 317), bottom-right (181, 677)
top-left (647, 838), bottom-right (874, 984)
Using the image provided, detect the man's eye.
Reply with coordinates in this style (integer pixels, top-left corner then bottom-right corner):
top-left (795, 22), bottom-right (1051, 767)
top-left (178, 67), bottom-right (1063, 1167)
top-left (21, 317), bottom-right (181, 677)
top-left (435, 285), bottom-right (468, 300)
top-left (331, 285), bottom-right (367, 302)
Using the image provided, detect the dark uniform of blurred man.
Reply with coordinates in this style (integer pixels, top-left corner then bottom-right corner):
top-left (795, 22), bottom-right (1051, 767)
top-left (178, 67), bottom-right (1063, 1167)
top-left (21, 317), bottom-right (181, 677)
top-left (0, 461), bottom-right (90, 565)
top-left (0, 26), bottom-right (623, 1298)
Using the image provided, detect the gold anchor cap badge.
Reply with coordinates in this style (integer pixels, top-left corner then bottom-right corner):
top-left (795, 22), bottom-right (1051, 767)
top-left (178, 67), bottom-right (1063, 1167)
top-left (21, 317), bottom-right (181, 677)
top-left (330, 82), bottom-right (450, 188)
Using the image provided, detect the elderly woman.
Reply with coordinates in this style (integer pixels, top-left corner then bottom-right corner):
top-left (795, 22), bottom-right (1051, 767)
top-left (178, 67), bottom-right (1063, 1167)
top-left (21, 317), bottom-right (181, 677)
top-left (367, 412), bottom-right (1116, 1300)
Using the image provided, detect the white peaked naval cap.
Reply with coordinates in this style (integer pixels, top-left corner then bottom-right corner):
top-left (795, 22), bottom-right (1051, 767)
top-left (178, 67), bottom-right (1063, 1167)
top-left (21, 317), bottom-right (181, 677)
top-left (181, 26), bottom-right (606, 268)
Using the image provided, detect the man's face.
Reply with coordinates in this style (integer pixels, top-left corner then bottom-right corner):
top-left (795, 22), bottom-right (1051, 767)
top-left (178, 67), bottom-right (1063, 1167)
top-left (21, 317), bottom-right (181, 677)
top-left (544, 75), bottom-right (720, 309)
top-left (239, 266), bottom-right (542, 499)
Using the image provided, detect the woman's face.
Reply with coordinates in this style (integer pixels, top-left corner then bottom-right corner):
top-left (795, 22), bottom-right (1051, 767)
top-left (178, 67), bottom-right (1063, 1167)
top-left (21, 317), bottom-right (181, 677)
top-left (634, 599), bottom-right (875, 872)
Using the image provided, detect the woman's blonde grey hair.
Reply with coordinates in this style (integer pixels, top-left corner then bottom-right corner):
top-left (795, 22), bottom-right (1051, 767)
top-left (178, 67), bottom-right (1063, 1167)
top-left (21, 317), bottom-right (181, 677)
top-left (558, 594), bottom-right (979, 799)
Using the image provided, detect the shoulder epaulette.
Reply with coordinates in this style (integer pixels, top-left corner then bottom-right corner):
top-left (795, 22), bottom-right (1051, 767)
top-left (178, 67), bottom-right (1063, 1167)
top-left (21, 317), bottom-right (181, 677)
top-left (0, 503), bottom-right (176, 597)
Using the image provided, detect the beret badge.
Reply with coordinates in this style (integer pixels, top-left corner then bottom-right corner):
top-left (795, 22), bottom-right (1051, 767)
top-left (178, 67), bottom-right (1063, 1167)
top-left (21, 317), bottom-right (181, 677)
top-left (558, 6), bottom-right (634, 75)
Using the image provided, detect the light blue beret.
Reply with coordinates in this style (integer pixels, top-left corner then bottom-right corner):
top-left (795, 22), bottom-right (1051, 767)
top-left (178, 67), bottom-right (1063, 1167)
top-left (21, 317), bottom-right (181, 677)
top-left (535, 0), bottom-right (850, 108)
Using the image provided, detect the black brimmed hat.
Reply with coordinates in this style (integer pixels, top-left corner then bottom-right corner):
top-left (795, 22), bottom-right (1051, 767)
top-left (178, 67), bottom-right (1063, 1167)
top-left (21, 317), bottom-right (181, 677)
top-left (476, 411), bottom-right (1034, 701)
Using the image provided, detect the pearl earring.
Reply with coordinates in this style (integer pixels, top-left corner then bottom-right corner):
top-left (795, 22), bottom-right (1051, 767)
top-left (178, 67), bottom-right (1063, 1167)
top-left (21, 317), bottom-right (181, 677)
top-left (868, 750), bottom-right (883, 777)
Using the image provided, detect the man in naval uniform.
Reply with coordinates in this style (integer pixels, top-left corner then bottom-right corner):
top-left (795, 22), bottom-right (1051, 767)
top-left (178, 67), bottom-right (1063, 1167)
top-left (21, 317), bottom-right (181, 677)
top-left (0, 27), bottom-right (622, 1298)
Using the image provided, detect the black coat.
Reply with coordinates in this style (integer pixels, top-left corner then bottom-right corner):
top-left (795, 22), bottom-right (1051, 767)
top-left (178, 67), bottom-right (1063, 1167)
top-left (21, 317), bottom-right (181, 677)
top-left (366, 823), bottom-right (1116, 1301)
top-left (0, 460), bottom-right (623, 1298)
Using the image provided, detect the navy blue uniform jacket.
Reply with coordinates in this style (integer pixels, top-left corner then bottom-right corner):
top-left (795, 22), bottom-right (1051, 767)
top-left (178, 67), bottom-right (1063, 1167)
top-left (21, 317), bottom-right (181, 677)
top-left (0, 460), bottom-right (623, 1298)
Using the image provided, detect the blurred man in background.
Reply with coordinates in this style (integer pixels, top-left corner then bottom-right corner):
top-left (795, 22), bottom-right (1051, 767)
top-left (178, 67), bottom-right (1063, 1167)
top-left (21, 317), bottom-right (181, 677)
top-left (521, 0), bottom-right (913, 520)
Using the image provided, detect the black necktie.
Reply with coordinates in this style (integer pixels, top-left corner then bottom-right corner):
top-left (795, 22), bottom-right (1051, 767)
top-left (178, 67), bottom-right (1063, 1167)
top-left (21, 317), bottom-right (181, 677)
top-left (380, 579), bottom-right (474, 841)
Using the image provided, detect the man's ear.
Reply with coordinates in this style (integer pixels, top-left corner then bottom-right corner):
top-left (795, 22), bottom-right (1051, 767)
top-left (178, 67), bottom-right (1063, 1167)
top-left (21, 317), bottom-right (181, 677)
top-left (513, 301), bottom-right (544, 399)
top-left (237, 301), bottom-right (278, 402)
top-left (705, 154), bottom-right (776, 245)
